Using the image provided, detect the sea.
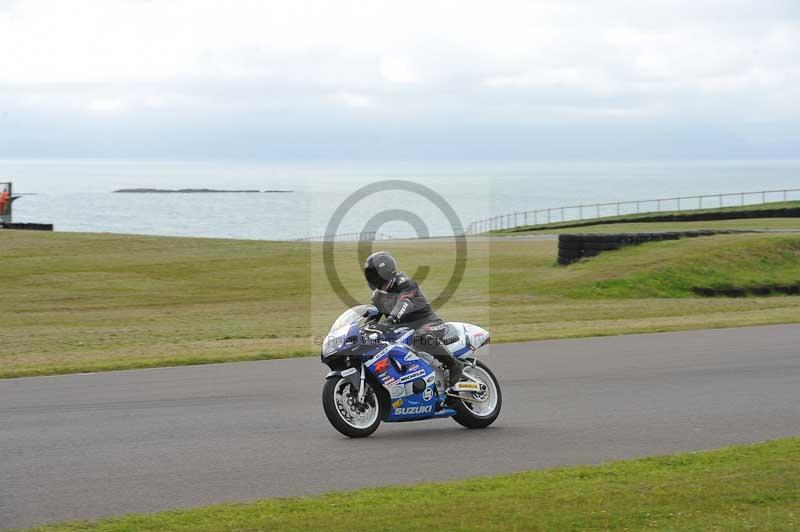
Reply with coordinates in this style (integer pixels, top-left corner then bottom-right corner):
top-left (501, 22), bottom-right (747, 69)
top-left (3, 159), bottom-right (799, 240)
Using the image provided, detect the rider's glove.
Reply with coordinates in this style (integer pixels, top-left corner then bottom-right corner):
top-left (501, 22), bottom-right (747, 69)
top-left (373, 320), bottom-right (398, 334)
top-left (362, 321), bottom-right (393, 342)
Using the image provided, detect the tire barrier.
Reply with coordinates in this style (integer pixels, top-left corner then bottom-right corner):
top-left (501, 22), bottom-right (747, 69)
top-left (692, 284), bottom-right (800, 297)
top-left (0, 222), bottom-right (54, 231)
top-left (557, 230), bottom-right (747, 265)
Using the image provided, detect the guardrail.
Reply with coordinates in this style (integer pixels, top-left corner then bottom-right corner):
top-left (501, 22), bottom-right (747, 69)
top-left (465, 188), bottom-right (800, 235)
top-left (296, 231), bottom-right (394, 242)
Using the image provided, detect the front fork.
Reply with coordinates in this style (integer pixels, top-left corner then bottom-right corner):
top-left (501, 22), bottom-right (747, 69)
top-left (357, 363), bottom-right (367, 403)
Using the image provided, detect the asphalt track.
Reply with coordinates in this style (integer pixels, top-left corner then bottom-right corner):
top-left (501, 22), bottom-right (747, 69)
top-left (2, 324), bottom-right (799, 529)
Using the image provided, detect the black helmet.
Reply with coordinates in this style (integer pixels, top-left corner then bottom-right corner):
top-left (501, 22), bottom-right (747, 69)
top-left (364, 251), bottom-right (398, 290)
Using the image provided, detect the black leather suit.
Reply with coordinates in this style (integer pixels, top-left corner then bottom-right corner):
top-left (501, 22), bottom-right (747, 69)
top-left (370, 272), bottom-right (454, 364)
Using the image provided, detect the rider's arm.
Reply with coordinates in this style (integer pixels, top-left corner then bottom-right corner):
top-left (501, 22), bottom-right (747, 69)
top-left (387, 277), bottom-right (418, 322)
top-left (370, 289), bottom-right (388, 320)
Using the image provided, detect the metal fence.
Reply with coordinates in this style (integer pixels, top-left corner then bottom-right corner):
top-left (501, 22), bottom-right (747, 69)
top-left (465, 187), bottom-right (800, 235)
top-left (296, 231), bottom-right (394, 242)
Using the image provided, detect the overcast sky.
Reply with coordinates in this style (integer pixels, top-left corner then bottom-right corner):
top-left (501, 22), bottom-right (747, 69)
top-left (1, 0), bottom-right (799, 159)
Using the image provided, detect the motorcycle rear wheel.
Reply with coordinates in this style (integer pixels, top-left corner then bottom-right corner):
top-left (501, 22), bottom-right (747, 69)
top-left (451, 360), bottom-right (502, 429)
top-left (322, 377), bottom-right (381, 438)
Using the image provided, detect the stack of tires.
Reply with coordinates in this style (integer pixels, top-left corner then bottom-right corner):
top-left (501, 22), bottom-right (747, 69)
top-left (557, 234), bottom-right (584, 265)
top-left (0, 222), bottom-right (53, 231)
top-left (557, 230), bottom-right (739, 265)
top-left (692, 284), bottom-right (800, 297)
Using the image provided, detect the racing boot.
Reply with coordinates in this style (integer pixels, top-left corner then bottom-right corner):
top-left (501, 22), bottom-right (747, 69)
top-left (431, 349), bottom-right (466, 387)
top-left (446, 357), bottom-right (466, 387)
top-left (417, 329), bottom-right (466, 387)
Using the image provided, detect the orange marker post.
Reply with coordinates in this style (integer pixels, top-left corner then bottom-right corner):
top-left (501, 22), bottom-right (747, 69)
top-left (0, 189), bottom-right (9, 216)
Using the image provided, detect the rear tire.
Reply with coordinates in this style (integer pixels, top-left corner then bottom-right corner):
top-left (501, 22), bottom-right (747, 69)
top-left (451, 360), bottom-right (502, 429)
top-left (322, 377), bottom-right (381, 438)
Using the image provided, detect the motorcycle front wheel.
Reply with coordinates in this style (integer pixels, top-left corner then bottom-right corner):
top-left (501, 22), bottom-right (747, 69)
top-left (451, 360), bottom-right (502, 429)
top-left (322, 377), bottom-right (381, 438)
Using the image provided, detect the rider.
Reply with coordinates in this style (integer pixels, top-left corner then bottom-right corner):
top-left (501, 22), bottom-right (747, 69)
top-left (363, 251), bottom-right (465, 386)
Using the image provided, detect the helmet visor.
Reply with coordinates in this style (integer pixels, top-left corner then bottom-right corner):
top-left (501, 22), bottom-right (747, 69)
top-left (365, 267), bottom-right (389, 290)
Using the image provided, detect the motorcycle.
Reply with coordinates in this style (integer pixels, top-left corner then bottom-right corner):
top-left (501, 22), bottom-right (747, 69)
top-left (320, 304), bottom-right (501, 438)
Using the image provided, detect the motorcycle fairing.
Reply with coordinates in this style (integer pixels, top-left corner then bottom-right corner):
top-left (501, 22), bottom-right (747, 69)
top-left (365, 344), bottom-right (442, 421)
top-left (321, 322), bottom-right (362, 360)
top-left (442, 322), bottom-right (490, 358)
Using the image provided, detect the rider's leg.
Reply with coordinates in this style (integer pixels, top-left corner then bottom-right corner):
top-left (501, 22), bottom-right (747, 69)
top-left (413, 322), bottom-right (466, 386)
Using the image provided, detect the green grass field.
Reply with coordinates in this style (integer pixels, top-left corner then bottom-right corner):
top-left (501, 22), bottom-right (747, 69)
top-left (492, 200), bottom-right (800, 234)
top-left (22, 437), bottom-right (800, 531)
top-left (2, 229), bottom-right (800, 378)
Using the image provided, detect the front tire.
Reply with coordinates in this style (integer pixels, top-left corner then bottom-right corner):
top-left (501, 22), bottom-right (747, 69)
top-left (451, 360), bottom-right (502, 429)
top-left (322, 377), bottom-right (381, 438)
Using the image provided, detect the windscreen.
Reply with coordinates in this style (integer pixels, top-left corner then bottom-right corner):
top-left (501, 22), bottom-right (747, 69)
top-left (329, 305), bottom-right (372, 333)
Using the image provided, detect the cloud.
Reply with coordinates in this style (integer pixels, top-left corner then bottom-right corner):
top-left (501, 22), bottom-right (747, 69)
top-left (87, 98), bottom-right (124, 114)
top-left (379, 55), bottom-right (418, 83)
top-left (331, 91), bottom-right (374, 109)
top-left (0, 0), bottom-right (799, 158)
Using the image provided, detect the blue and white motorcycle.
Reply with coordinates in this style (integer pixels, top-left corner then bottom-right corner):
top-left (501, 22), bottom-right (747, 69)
top-left (320, 305), bottom-right (501, 438)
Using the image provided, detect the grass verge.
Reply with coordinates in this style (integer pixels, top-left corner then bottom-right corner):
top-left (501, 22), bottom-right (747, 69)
top-left (560, 233), bottom-right (800, 298)
top-left (2, 230), bottom-right (800, 378)
top-left (22, 437), bottom-right (800, 531)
